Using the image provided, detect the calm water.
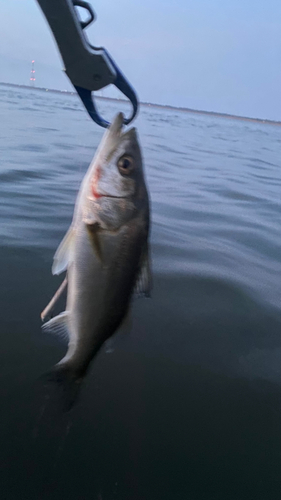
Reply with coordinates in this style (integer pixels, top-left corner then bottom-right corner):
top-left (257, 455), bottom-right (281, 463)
top-left (0, 83), bottom-right (280, 499)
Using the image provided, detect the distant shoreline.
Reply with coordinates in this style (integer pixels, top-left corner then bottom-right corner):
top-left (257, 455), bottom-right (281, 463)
top-left (1, 81), bottom-right (280, 127)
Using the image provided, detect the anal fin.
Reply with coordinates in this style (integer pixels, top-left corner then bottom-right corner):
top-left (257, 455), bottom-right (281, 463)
top-left (42, 311), bottom-right (70, 342)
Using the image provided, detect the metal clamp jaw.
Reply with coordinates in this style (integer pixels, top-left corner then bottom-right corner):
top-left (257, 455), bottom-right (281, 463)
top-left (36, 0), bottom-right (138, 127)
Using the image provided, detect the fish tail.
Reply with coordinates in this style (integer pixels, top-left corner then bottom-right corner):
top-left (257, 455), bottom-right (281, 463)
top-left (40, 363), bottom-right (83, 413)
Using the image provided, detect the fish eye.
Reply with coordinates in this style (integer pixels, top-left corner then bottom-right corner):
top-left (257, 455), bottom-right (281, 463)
top-left (117, 155), bottom-right (134, 175)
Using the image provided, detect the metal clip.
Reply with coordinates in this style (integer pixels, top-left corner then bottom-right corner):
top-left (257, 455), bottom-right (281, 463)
top-left (37, 0), bottom-right (138, 127)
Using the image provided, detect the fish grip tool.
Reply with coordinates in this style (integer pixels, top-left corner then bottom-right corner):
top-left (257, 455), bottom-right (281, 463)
top-left (36, 0), bottom-right (138, 127)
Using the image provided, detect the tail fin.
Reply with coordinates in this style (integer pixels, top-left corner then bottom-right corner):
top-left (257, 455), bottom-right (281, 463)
top-left (40, 364), bottom-right (83, 413)
top-left (33, 367), bottom-right (81, 481)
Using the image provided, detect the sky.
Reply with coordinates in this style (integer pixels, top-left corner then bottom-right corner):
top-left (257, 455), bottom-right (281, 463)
top-left (0, 0), bottom-right (280, 121)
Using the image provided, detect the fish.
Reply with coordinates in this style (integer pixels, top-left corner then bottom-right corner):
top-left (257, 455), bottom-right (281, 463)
top-left (42, 112), bottom-right (151, 394)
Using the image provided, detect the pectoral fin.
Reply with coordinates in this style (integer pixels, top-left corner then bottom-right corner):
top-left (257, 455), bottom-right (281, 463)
top-left (134, 246), bottom-right (152, 298)
top-left (87, 223), bottom-right (103, 264)
top-left (52, 226), bottom-right (75, 275)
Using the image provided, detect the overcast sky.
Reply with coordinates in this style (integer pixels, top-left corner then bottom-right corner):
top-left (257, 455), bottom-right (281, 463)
top-left (0, 0), bottom-right (280, 120)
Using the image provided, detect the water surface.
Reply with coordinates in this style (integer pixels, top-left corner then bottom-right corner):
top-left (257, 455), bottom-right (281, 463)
top-left (0, 84), bottom-right (280, 499)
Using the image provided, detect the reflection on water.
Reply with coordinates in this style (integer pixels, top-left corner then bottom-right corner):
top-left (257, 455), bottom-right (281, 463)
top-left (0, 84), bottom-right (280, 499)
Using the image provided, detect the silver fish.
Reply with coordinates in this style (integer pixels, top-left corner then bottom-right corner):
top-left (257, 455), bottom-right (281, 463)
top-left (43, 113), bottom-right (151, 384)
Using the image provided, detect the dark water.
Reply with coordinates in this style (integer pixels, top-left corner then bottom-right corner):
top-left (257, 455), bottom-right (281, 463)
top-left (0, 84), bottom-right (280, 499)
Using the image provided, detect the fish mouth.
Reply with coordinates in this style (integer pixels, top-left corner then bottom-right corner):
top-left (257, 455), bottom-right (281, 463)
top-left (90, 164), bottom-right (128, 200)
top-left (91, 176), bottom-right (125, 200)
top-left (92, 194), bottom-right (125, 200)
top-left (90, 166), bottom-right (120, 200)
top-left (89, 187), bottom-right (126, 201)
top-left (91, 184), bottom-right (103, 199)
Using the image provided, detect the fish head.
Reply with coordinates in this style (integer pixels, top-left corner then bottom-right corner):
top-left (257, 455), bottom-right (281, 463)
top-left (83, 113), bottom-right (148, 230)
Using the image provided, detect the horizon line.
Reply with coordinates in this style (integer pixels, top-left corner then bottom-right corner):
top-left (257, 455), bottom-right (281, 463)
top-left (1, 81), bottom-right (280, 127)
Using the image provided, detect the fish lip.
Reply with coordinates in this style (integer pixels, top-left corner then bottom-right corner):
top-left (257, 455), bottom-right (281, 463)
top-left (88, 193), bottom-right (127, 201)
top-left (91, 173), bottom-right (125, 200)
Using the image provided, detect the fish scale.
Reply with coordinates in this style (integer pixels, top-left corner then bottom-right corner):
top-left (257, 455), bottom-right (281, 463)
top-left (42, 113), bottom-right (151, 400)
